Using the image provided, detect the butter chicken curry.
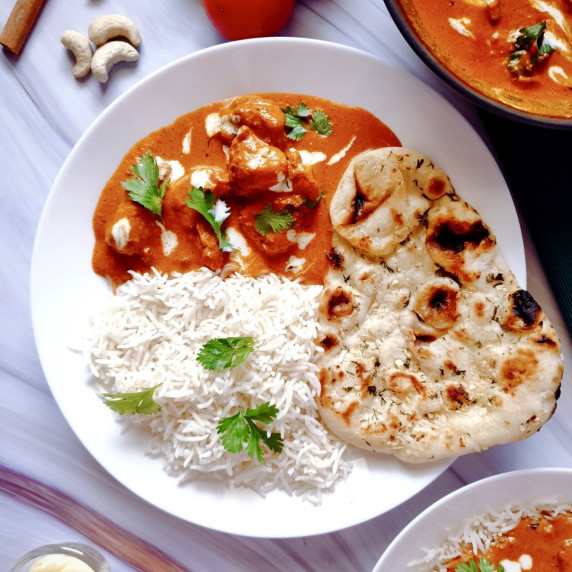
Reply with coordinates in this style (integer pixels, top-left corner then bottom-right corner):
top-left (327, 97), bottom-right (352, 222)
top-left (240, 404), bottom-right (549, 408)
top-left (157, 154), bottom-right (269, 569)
top-left (446, 511), bottom-right (572, 570)
top-left (396, 0), bottom-right (572, 118)
top-left (92, 94), bottom-right (400, 287)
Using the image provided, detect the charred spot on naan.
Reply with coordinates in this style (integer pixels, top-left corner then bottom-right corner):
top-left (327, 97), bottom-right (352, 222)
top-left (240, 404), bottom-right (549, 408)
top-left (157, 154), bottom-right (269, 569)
top-left (425, 199), bottom-right (496, 284)
top-left (388, 372), bottom-right (427, 398)
top-left (317, 333), bottom-right (340, 352)
top-left (428, 219), bottom-right (490, 254)
top-left (425, 173), bottom-right (448, 199)
top-left (351, 175), bottom-right (391, 225)
top-left (326, 247), bottom-right (344, 269)
top-left (445, 384), bottom-right (470, 410)
top-left (499, 348), bottom-right (540, 394)
top-left (318, 365), bottom-right (343, 399)
top-left (413, 332), bottom-right (439, 344)
top-left (534, 333), bottom-right (560, 348)
top-left (319, 284), bottom-right (355, 321)
top-left (473, 298), bottom-right (487, 319)
top-left (413, 279), bottom-right (460, 330)
top-left (502, 289), bottom-right (542, 332)
top-left (351, 152), bottom-right (400, 220)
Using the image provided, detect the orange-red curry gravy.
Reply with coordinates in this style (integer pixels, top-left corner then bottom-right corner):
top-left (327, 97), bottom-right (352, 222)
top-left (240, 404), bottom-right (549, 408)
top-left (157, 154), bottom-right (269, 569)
top-left (398, 0), bottom-right (572, 118)
top-left (445, 512), bottom-right (572, 570)
top-left (92, 94), bottom-right (400, 287)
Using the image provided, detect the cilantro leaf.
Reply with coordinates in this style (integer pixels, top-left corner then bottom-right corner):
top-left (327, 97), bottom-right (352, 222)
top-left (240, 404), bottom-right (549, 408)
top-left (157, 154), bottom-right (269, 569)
top-left (283, 105), bottom-right (308, 141)
top-left (538, 40), bottom-right (555, 56)
top-left (515, 21), bottom-right (547, 49)
top-left (245, 427), bottom-right (267, 463)
top-left (103, 383), bottom-right (162, 415)
top-left (243, 401), bottom-right (282, 424)
top-left (197, 337), bottom-right (256, 371)
top-left (303, 192), bottom-right (324, 209)
top-left (121, 151), bottom-right (168, 217)
top-left (217, 411), bottom-right (250, 452)
top-left (518, 21), bottom-right (554, 55)
top-left (254, 205), bottom-right (295, 236)
top-left (456, 561), bottom-right (479, 572)
top-left (508, 21), bottom-right (554, 75)
top-left (455, 558), bottom-right (504, 572)
top-left (479, 559), bottom-right (503, 572)
top-left (293, 102), bottom-right (311, 118)
top-left (310, 110), bottom-right (333, 137)
top-left (185, 186), bottom-right (232, 252)
top-left (217, 402), bottom-right (284, 463)
top-left (282, 104), bottom-right (333, 140)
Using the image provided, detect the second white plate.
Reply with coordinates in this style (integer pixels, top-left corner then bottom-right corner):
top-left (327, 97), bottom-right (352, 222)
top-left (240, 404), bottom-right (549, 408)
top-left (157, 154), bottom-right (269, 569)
top-left (374, 468), bottom-right (572, 570)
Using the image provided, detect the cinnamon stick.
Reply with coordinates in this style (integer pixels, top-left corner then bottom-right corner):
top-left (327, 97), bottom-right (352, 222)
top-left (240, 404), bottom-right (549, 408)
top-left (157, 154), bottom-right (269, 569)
top-left (0, 0), bottom-right (46, 55)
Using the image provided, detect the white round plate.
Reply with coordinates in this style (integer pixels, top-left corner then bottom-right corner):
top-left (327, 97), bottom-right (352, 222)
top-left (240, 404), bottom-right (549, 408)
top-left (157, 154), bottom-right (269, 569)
top-left (373, 467), bottom-right (572, 570)
top-left (30, 38), bottom-right (525, 538)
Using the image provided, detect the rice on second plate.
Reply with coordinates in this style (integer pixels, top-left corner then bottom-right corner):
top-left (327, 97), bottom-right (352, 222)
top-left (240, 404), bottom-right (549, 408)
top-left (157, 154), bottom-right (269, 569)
top-left (408, 499), bottom-right (572, 570)
top-left (85, 268), bottom-right (351, 504)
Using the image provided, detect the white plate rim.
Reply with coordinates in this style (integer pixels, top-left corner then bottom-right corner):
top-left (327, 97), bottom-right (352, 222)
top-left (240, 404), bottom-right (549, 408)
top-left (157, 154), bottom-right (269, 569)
top-left (373, 467), bottom-right (572, 570)
top-left (30, 37), bottom-right (525, 538)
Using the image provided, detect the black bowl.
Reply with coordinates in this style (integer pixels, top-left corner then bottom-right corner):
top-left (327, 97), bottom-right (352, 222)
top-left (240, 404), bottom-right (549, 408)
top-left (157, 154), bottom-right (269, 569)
top-left (383, 0), bottom-right (572, 129)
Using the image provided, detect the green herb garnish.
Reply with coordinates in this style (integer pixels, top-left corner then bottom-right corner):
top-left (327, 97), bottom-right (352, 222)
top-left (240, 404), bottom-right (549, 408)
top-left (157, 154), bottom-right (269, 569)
top-left (121, 151), bottom-right (169, 217)
top-left (282, 103), bottom-right (333, 141)
top-left (197, 336), bottom-right (256, 371)
top-left (254, 205), bottom-right (295, 236)
top-left (185, 186), bottom-right (232, 252)
top-left (217, 402), bottom-right (284, 463)
top-left (103, 383), bottom-right (162, 415)
top-left (455, 557), bottom-right (505, 572)
top-left (508, 21), bottom-right (554, 75)
top-left (303, 192), bottom-right (325, 209)
top-left (309, 110), bottom-right (333, 137)
top-left (515, 21), bottom-right (551, 52)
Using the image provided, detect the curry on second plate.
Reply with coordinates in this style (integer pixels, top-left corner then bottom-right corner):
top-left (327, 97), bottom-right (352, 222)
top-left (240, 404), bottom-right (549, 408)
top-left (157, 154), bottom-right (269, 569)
top-left (409, 498), bottom-right (572, 571)
top-left (396, 0), bottom-right (572, 118)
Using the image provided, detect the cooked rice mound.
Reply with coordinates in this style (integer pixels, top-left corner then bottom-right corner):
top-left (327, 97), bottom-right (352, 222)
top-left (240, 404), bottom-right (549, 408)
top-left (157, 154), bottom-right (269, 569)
top-left (85, 268), bottom-right (351, 504)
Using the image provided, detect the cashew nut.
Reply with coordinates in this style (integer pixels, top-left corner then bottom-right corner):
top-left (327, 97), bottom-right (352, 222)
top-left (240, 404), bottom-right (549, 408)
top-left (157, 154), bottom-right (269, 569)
top-left (88, 14), bottom-right (141, 47)
top-left (91, 41), bottom-right (139, 83)
top-left (60, 30), bottom-right (94, 78)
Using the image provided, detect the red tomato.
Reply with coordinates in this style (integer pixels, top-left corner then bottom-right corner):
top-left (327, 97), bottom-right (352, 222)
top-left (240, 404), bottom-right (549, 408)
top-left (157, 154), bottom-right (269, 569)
top-left (202, 0), bottom-right (296, 41)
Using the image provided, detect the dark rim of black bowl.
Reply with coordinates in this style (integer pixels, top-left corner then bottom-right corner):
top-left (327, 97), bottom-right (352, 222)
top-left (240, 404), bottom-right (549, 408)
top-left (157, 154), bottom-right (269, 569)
top-left (382, 0), bottom-right (572, 130)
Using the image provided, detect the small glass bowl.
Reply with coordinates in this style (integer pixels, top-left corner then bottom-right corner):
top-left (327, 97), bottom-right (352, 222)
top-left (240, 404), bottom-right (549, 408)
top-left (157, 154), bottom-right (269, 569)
top-left (10, 543), bottom-right (109, 572)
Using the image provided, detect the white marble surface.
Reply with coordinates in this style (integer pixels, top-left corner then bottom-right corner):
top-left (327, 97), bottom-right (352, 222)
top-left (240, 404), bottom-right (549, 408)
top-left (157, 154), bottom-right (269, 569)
top-left (1, 0), bottom-right (570, 570)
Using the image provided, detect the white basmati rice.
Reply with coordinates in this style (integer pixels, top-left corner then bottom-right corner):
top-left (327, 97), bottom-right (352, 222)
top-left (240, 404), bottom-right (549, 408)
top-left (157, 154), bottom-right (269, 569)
top-left (85, 268), bottom-right (351, 504)
top-left (408, 498), bottom-right (572, 570)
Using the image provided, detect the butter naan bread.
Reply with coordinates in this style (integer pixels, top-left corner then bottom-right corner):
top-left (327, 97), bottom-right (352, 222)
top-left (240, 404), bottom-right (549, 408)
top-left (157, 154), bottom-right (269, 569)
top-left (317, 147), bottom-right (563, 463)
